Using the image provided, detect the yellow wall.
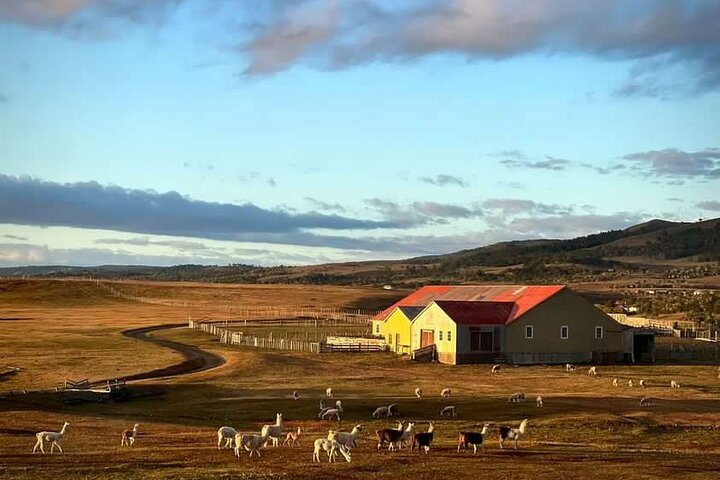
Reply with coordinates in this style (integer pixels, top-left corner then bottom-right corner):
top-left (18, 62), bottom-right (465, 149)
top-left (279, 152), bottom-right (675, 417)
top-left (411, 303), bottom-right (457, 364)
top-left (383, 308), bottom-right (413, 354)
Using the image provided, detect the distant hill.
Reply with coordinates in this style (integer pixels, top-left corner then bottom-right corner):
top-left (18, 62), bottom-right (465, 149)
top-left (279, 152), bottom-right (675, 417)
top-left (1, 218), bottom-right (718, 285)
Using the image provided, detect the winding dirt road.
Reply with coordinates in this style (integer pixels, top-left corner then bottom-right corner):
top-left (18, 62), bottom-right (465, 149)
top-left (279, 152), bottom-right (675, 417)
top-left (118, 324), bottom-right (225, 382)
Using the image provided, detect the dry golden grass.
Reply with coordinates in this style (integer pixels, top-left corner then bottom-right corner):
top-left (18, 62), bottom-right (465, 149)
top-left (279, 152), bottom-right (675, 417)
top-left (1, 279), bottom-right (720, 479)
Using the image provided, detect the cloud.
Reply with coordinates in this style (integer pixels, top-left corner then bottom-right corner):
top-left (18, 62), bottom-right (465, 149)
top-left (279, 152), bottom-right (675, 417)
top-left (236, 0), bottom-right (720, 96)
top-left (697, 200), bottom-right (720, 211)
top-left (94, 236), bottom-right (209, 250)
top-left (481, 198), bottom-right (572, 216)
top-left (419, 174), bottom-right (469, 188)
top-left (0, 175), bottom-right (398, 242)
top-left (504, 212), bottom-right (647, 237)
top-left (500, 155), bottom-right (571, 171)
top-left (304, 197), bottom-right (347, 213)
top-left (2, 234), bottom-right (28, 241)
top-left (364, 198), bottom-right (482, 226)
top-left (622, 148), bottom-right (720, 179)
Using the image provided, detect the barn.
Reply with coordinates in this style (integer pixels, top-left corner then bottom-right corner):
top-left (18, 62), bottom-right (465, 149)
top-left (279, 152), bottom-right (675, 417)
top-left (374, 285), bottom-right (651, 365)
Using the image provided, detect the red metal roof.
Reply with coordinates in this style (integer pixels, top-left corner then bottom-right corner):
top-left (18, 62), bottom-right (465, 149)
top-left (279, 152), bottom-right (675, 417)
top-left (434, 301), bottom-right (514, 325)
top-left (373, 284), bottom-right (565, 325)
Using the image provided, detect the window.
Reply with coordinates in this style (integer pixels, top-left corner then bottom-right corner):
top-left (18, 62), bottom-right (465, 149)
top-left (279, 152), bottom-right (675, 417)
top-left (560, 326), bottom-right (569, 339)
top-left (595, 326), bottom-right (604, 339)
top-left (439, 330), bottom-right (443, 341)
top-left (388, 335), bottom-right (392, 344)
top-left (525, 325), bottom-right (534, 339)
top-left (375, 323), bottom-right (380, 333)
top-left (447, 330), bottom-right (452, 342)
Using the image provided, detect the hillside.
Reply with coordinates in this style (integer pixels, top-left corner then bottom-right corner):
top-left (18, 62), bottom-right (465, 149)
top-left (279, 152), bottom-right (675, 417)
top-left (1, 217), bottom-right (718, 286)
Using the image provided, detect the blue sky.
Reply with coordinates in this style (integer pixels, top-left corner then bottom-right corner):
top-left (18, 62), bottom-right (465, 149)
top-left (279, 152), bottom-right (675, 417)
top-left (1, 0), bottom-right (719, 266)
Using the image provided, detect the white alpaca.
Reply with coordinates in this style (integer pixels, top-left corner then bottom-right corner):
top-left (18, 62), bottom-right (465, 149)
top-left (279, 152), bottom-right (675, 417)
top-left (217, 426), bottom-right (238, 449)
top-left (415, 387), bottom-right (423, 398)
top-left (392, 421), bottom-right (415, 451)
top-left (639, 379), bottom-right (646, 388)
top-left (318, 399), bottom-right (342, 419)
top-left (440, 406), bottom-right (457, 418)
top-left (588, 366), bottom-right (597, 376)
top-left (33, 421), bottom-right (69, 454)
top-left (326, 387), bottom-right (333, 398)
top-left (331, 424), bottom-right (363, 450)
top-left (612, 378), bottom-right (619, 387)
top-left (491, 364), bottom-right (501, 374)
top-left (536, 396), bottom-right (543, 407)
top-left (283, 427), bottom-right (302, 447)
top-left (670, 380), bottom-right (680, 389)
top-left (292, 390), bottom-right (300, 400)
top-left (320, 401), bottom-right (343, 421)
top-left (372, 405), bottom-right (389, 419)
top-left (120, 423), bottom-right (139, 447)
top-left (440, 388), bottom-right (451, 398)
top-left (262, 413), bottom-right (283, 447)
top-left (565, 363), bottom-right (576, 372)
top-left (628, 380), bottom-right (634, 388)
top-left (499, 419), bottom-right (528, 450)
top-left (313, 433), bottom-right (351, 463)
top-left (639, 397), bottom-right (655, 407)
top-left (235, 426), bottom-right (270, 458)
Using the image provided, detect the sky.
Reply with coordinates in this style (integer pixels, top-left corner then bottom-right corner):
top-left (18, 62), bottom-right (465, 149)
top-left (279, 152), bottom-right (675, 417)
top-left (1, 0), bottom-right (719, 267)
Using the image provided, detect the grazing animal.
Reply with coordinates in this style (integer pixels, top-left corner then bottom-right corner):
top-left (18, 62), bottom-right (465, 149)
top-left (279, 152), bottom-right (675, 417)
top-left (536, 396), bottom-right (543, 407)
top-left (628, 380), bottom-right (634, 388)
top-left (217, 426), bottom-right (238, 449)
top-left (319, 400), bottom-right (343, 419)
top-left (499, 419), bottom-right (528, 450)
top-left (376, 421), bottom-right (404, 450)
top-left (320, 402), bottom-right (343, 421)
top-left (388, 403), bottom-right (400, 417)
top-left (639, 379), bottom-right (646, 388)
top-left (415, 387), bottom-right (423, 398)
top-left (332, 424), bottom-right (363, 450)
top-left (392, 422), bottom-right (415, 451)
top-left (262, 413), bottom-right (283, 447)
top-left (508, 392), bottom-right (525, 403)
top-left (440, 406), bottom-right (457, 418)
top-left (372, 405), bottom-right (389, 419)
top-left (292, 390), bottom-right (300, 400)
top-left (491, 364), bottom-right (501, 374)
top-left (410, 422), bottom-right (435, 454)
top-left (313, 433), bottom-right (351, 463)
top-left (565, 363), bottom-right (576, 372)
top-left (588, 366), bottom-right (597, 376)
top-left (440, 388), bottom-right (451, 398)
top-left (235, 426), bottom-right (270, 458)
top-left (121, 423), bottom-right (139, 447)
top-left (639, 397), bottom-right (655, 407)
top-left (33, 421), bottom-right (70, 454)
top-left (283, 427), bottom-right (302, 447)
top-left (458, 424), bottom-right (490, 454)
top-left (670, 380), bottom-right (680, 389)
top-left (612, 378), bottom-right (619, 387)
top-left (326, 387), bottom-right (333, 398)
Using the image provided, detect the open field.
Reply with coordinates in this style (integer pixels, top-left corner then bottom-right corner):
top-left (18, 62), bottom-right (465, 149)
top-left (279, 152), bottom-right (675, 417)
top-left (2, 279), bottom-right (720, 479)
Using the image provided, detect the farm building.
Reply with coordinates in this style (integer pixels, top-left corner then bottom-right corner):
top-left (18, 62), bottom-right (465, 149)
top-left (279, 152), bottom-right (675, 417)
top-left (374, 285), bottom-right (654, 365)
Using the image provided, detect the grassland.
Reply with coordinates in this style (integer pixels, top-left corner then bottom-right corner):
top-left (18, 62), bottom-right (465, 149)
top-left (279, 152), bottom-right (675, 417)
top-left (1, 279), bottom-right (720, 479)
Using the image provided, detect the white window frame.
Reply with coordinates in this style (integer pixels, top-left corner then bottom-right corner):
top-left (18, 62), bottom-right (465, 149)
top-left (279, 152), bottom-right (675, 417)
top-left (560, 325), bottom-right (569, 340)
top-left (525, 325), bottom-right (534, 339)
top-left (595, 326), bottom-right (604, 339)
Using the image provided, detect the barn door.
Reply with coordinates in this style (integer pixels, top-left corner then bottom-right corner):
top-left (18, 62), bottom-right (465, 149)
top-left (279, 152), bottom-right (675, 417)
top-left (420, 329), bottom-right (435, 348)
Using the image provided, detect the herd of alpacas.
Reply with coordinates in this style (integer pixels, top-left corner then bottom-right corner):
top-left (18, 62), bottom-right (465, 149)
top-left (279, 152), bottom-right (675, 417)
top-left (29, 363), bottom-right (694, 463)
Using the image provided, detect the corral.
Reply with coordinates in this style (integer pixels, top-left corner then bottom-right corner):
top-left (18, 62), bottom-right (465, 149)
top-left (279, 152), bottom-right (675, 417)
top-left (1, 279), bottom-right (720, 480)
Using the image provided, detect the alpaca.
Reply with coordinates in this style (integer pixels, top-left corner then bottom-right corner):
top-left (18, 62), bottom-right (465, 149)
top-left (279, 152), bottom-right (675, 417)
top-left (612, 378), bottom-right (619, 387)
top-left (565, 363), bottom-right (576, 372)
top-left (392, 422), bottom-right (415, 451)
top-left (508, 392), bottom-right (525, 403)
top-left (320, 402), bottom-right (343, 421)
top-left (491, 364), bottom-right (501, 374)
top-left (388, 403), bottom-right (400, 417)
top-left (372, 405), bottom-right (389, 419)
top-left (639, 397), bottom-right (655, 407)
top-left (440, 388), bottom-right (451, 398)
top-left (628, 379), bottom-right (634, 388)
top-left (440, 405), bottom-right (457, 418)
top-left (319, 399), bottom-right (343, 419)
top-left (217, 426), bottom-right (238, 449)
top-left (235, 426), bottom-right (270, 458)
top-left (536, 396), bottom-right (543, 407)
top-left (283, 427), bottom-right (302, 447)
top-left (415, 387), bottom-right (422, 398)
top-left (670, 380), bottom-right (680, 389)
top-left (262, 413), bottom-right (283, 447)
top-left (588, 366), bottom-right (597, 376)
top-left (120, 423), bottom-right (139, 447)
top-left (639, 379), bottom-right (646, 388)
top-left (376, 421), bottom-right (404, 450)
top-left (458, 424), bottom-right (490, 454)
top-left (331, 424), bottom-right (363, 450)
top-left (313, 433), bottom-right (351, 463)
top-left (326, 387), bottom-right (333, 398)
top-left (33, 422), bottom-right (69, 454)
top-left (499, 419), bottom-right (528, 449)
top-left (292, 390), bottom-right (300, 400)
top-left (410, 422), bottom-right (435, 454)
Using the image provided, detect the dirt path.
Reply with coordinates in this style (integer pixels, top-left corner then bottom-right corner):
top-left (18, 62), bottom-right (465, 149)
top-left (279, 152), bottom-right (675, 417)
top-left (117, 324), bottom-right (226, 383)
